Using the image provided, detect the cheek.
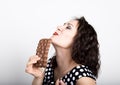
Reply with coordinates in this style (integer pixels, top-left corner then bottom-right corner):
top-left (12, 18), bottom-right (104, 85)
top-left (50, 34), bottom-right (75, 48)
top-left (59, 35), bottom-right (74, 48)
top-left (63, 40), bottom-right (73, 48)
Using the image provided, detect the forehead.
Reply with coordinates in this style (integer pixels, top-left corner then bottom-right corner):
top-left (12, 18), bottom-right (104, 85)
top-left (66, 20), bottom-right (79, 28)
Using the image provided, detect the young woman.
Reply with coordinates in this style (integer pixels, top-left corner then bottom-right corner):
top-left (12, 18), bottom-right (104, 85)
top-left (25, 16), bottom-right (100, 85)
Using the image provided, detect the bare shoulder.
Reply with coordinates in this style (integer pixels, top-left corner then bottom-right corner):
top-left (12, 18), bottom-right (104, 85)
top-left (76, 77), bottom-right (96, 85)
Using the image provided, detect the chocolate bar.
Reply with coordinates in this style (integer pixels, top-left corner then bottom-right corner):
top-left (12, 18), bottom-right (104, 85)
top-left (34, 38), bottom-right (51, 67)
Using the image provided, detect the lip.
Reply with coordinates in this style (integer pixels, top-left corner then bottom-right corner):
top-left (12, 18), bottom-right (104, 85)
top-left (53, 32), bottom-right (58, 35)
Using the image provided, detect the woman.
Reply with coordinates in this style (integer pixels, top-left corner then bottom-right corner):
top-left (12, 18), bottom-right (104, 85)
top-left (25, 16), bottom-right (100, 85)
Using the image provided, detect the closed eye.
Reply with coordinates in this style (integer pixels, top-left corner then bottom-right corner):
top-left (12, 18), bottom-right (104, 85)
top-left (66, 26), bottom-right (72, 29)
top-left (63, 23), bottom-right (72, 29)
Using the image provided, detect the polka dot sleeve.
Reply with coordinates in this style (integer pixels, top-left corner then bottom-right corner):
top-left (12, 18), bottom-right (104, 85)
top-left (61, 65), bottom-right (96, 85)
top-left (74, 65), bottom-right (96, 80)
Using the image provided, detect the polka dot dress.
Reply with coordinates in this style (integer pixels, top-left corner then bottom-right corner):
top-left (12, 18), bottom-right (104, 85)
top-left (43, 58), bottom-right (96, 85)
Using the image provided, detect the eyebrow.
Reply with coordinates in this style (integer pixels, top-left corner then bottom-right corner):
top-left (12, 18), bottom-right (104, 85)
top-left (64, 23), bottom-right (74, 27)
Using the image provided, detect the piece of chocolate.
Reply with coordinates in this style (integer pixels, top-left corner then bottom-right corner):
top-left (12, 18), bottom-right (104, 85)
top-left (34, 38), bottom-right (51, 67)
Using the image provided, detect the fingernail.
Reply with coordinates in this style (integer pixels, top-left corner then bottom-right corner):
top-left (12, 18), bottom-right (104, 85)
top-left (59, 79), bottom-right (62, 85)
top-left (59, 82), bottom-right (61, 85)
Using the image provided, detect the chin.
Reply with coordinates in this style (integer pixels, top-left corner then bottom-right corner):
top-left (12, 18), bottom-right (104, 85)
top-left (53, 43), bottom-right (71, 49)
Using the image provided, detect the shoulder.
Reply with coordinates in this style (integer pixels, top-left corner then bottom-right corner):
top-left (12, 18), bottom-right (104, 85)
top-left (74, 65), bottom-right (96, 85)
top-left (72, 65), bottom-right (96, 82)
top-left (76, 77), bottom-right (96, 85)
top-left (74, 65), bottom-right (96, 79)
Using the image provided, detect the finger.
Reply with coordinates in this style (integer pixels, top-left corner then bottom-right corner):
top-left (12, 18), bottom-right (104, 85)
top-left (26, 60), bottom-right (37, 67)
top-left (55, 79), bottom-right (60, 85)
top-left (59, 79), bottom-right (65, 85)
top-left (28, 56), bottom-right (40, 64)
top-left (39, 67), bottom-right (46, 73)
top-left (28, 55), bottom-right (40, 61)
top-left (26, 58), bottom-right (41, 67)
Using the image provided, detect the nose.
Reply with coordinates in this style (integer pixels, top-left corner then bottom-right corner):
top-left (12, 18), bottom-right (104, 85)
top-left (57, 26), bottom-right (63, 31)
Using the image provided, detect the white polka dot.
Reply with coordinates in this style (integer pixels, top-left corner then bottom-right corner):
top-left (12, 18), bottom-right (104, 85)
top-left (46, 68), bottom-right (48, 71)
top-left (70, 74), bottom-right (72, 77)
top-left (85, 68), bottom-right (87, 71)
top-left (67, 78), bottom-right (70, 82)
top-left (87, 73), bottom-right (90, 76)
top-left (48, 76), bottom-right (50, 79)
top-left (76, 66), bottom-right (80, 69)
top-left (80, 69), bottom-right (84, 72)
top-left (72, 76), bottom-right (75, 80)
top-left (51, 82), bottom-right (54, 84)
top-left (45, 73), bottom-right (47, 76)
top-left (72, 69), bottom-right (76, 73)
top-left (83, 73), bottom-right (86, 76)
top-left (68, 72), bottom-right (70, 75)
top-left (75, 72), bottom-right (79, 76)
top-left (70, 81), bottom-right (74, 85)
top-left (78, 75), bottom-right (82, 78)
top-left (65, 75), bottom-right (67, 78)
top-left (47, 64), bottom-right (49, 67)
top-left (81, 65), bottom-right (85, 67)
top-left (63, 79), bottom-right (65, 82)
top-left (88, 69), bottom-right (92, 73)
top-left (48, 68), bottom-right (51, 71)
top-left (48, 72), bottom-right (51, 75)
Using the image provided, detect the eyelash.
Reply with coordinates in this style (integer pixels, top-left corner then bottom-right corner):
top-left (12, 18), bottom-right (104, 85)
top-left (63, 23), bottom-right (72, 29)
top-left (66, 26), bottom-right (71, 29)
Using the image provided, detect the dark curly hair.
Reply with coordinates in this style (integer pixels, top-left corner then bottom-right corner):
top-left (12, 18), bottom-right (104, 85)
top-left (51, 16), bottom-right (100, 78)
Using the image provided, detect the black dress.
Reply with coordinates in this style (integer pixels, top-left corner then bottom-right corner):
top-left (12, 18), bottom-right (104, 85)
top-left (43, 58), bottom-right (96, 85)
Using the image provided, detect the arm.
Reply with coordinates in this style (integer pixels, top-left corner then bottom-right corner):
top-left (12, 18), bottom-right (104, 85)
top-left (32, 68), bottom-right (45, 85)
top-left (32, 77), bottom-right (43, 85)
top-left (76, 77), bottom-right (96, 85)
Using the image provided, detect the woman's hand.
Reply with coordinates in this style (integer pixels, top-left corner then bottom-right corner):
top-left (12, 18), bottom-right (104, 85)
top-left (25, 55), bottom-right (45, 79)
top-left (55, 79), bottom-right (66, 85)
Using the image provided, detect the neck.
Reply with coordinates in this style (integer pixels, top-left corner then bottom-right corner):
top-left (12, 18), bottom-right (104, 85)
top-left (53, 46), bottom-right (79, 80)
top-left (55, 46), bottom-right (75, 73)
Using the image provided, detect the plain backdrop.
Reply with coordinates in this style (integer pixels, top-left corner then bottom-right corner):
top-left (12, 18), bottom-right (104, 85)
top-left (0, 0), bottom-right (120, 85)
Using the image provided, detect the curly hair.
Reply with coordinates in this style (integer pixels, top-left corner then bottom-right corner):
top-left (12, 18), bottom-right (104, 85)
top-left (72, 17), bottom-right (100, 78)
top-left (51, 16), bottom-right (100, 78)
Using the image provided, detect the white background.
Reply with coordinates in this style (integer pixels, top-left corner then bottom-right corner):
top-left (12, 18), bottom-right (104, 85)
top-left (0, 0), bottom-right (120, 85)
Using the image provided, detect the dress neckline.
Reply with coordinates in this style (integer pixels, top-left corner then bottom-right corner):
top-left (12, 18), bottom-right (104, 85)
top-left (53, 64), bottom-right (85, 81)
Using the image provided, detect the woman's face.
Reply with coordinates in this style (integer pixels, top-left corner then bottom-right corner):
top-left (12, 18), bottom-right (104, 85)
top-left (51, 20), bottom-right (79, 48)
